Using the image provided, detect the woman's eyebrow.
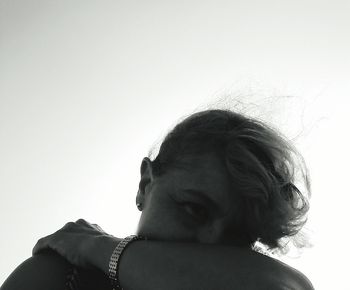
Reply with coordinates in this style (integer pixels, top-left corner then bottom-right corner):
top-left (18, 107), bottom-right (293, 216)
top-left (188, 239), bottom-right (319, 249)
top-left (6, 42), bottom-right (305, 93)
top-left (183, 189), bottom-right (225, 214)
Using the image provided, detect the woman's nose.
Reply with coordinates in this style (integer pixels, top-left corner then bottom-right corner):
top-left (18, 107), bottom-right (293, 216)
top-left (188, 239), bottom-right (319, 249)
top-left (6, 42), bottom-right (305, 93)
top-left (196, 220), bottom-right (225, 244)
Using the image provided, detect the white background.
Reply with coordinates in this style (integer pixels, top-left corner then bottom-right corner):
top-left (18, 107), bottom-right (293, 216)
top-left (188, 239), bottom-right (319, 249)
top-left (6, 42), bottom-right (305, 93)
top-left (1, 1), bottom-right (349, 289)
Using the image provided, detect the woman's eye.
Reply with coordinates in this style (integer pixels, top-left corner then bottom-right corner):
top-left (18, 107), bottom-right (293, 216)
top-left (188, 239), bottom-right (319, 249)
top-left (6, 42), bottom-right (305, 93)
top-left (182, 202), bottom-right (208, 222)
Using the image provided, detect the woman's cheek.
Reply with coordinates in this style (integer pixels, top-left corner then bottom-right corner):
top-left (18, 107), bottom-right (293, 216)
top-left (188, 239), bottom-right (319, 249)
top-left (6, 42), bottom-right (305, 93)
top-left (171, 205), bottom-right (200, 232)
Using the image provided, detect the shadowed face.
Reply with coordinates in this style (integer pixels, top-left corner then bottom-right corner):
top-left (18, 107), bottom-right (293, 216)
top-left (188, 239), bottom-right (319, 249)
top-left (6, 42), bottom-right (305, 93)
top-left (136, 153), bottom-right (250, 246)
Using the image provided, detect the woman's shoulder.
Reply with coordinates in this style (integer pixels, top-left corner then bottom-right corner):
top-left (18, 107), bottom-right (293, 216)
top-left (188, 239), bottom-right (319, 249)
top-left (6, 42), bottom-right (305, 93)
top-left (1, 251), bottom-right (110, 290)
top-left (1, 251), bottom-right (72, 290)
top-left (281, 265), bottom-right (314, 290)
top-left (262, 256), bottom-right (314, 290)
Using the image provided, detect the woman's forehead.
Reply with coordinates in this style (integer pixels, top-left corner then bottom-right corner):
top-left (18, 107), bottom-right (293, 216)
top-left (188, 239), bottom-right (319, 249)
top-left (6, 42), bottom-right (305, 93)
top-left (171, 153), bottom-right (228, 179)
top-left (161, 153), bottom-right (234, 207)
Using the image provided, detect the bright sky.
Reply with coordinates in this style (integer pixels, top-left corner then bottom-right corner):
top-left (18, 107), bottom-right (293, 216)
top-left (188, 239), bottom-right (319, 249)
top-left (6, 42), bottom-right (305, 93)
top-left (1, 1), bottom-right (349, 289)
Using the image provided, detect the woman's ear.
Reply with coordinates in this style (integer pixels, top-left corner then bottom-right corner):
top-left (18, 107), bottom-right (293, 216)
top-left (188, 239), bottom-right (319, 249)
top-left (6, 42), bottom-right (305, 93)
top-left (136, 157), bottom-right (154, 209)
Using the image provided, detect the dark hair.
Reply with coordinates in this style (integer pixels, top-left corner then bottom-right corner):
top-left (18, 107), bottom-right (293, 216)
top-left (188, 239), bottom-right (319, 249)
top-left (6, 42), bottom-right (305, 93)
top-left (151, 109), bottom-right (310, 251)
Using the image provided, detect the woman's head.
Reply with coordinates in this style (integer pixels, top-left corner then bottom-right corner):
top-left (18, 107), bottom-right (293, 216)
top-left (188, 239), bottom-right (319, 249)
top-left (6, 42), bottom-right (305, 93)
top-left (136, 109), bottom-right (310, 251)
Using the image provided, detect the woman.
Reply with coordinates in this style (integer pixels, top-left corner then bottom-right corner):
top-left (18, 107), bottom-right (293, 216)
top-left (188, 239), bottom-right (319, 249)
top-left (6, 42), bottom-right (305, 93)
top-left (1, 109), bottom-right (314, 289)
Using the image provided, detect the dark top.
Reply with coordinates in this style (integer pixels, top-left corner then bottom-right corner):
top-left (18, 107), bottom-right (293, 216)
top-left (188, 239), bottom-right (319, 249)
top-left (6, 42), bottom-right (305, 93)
top-left (0, 251), bottom-right (111, 290)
